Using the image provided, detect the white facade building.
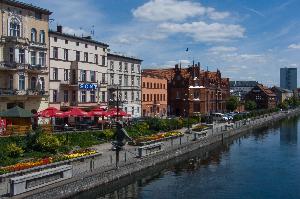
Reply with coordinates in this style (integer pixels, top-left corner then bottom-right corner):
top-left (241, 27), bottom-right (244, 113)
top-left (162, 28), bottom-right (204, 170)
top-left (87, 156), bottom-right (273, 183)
top-left (107, 53), bottom-right (142, 118)
top-left (49, 26), bottom-right (109, 110)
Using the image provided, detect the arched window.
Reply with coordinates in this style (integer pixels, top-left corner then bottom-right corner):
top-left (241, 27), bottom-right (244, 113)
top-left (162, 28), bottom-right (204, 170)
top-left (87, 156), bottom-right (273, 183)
top-left (19, 75), bottom-right (25, 90)
top-left (31, 77), bottom-right (37, 90)
top-left (39, 30), bottom-right (45, 43)
top-left (31, 28), bottom-right (37, 42)
top-left (9, 18), bottom-right (20, 37)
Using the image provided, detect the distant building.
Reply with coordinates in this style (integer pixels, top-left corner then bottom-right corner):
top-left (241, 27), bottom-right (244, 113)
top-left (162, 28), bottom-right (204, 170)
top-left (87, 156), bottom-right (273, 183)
top-left (143, 63), bottom-right (230, 116)
top-left (280, 67), bottom-right (297, 90)
top-left (107, 53), bottom-right (142, 118)
top-left (230, 81), bottom-right (258, 101)
top-left (141, 74), bottom-right (168, 117)
top-left (271, 86), bottom-right (293, 104)
top-left (245, 84), bottom-right (276, 109)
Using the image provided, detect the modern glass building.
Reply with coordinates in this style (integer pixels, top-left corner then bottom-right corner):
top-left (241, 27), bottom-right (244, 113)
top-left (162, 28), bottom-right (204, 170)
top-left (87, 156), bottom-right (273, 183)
top-left (280, 67), bottom-right (297, 90)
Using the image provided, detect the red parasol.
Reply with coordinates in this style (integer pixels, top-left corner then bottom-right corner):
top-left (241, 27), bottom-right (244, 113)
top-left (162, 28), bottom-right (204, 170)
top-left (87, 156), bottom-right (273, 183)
top-left (64, 107), bottom-right (88, 117)
top-left (37, 107), bottom-right (64, 118)
top-left (88, 107), bottom-right (107, 117)
top-left (105, 108), bottom-right (127, 117)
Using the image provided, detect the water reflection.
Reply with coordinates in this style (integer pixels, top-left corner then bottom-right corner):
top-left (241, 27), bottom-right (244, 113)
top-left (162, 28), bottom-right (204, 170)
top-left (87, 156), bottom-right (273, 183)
top-left (280, 116), bottom-right (298, 145)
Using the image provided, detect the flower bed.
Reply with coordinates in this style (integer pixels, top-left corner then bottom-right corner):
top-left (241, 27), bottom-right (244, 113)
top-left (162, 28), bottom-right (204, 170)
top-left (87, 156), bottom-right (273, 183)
top-left (192, 124), bottom-right (210, 132)
top-left (132, 131), bottom-right (184, 146)
top-left (0, 149), bottom-right (97, 174)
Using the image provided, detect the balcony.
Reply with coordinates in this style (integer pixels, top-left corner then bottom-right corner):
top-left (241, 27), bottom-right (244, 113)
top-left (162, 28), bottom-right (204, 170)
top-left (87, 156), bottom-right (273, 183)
top-left (0, 36), bottom-right (28, 44)
top-left (29, 42), bottom-right (47, 49)
top-left (154, 100), bottom-right (160, 105)
top-left (0, 89), bottom-right (48, 98)
top-left (0, 62), bottom-right (47, 73)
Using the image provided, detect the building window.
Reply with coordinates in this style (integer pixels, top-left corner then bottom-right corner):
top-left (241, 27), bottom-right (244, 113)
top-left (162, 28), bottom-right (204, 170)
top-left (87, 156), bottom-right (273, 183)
top-left (102, 91), bottom-right (106, 102)
top-left (65, 40), bottom-right (68, 44)
top-left (9, 48), bottom-right (14, 62)
top-left (53, 47), bottom-right (58, 59)
top-left (81, 91), bottom-right (86, 102)
top-left (64, 49), bottom-right (69, 61)
top-left (131, 76), bottom-right (134, 86)
top-left (137, 77), bottom-right (140, 87)
top-left (137, 91), bottom-right (140, 100)
top-left (143, 82), bottom-right (145, 88)
top-left (53, 68), bottom-right (58, 80)
top-left (76, 42), bottom-right (79, 46)
top-left (40, 77), bottom-right (45, 91)
top-left (39, 52), bottom-right (45, 66)
top-left (95, 46), bottom-right (98, 50)
top-left (90, 91), bottom-right (96, 102)
top-left (85, 44), bottom-right (88, 48)
top-left (84, 52), bottom-right (88, 62)
top-left (131, 64), bottom-right (134, 73)
top-left (102, 73), bottom-right (106, 83)
top-left (64, 69), bottom-right (69, 81)
top-left (119, 75), bottom-right (122, 85)
top-left (9, 18), bottom-right (20, 37)
top-left (31, 51), bottom-right (36, 65)
top-left (31, 28), bottom-right (37, 42)
top-left (110, 61), bottom-right (114, 70)
top-left (54, 37), bottom-right (57, 42)
top-left (76, 51), bottom-right (80, 61)
top-left (90, 71), bottom-right (96, 82)
top-left (8, 75), bottom-right (13, 89)
top-left (124, 75), bottom-right (128, 86)
top-left (64, 90), bottom-right (68, 102)
top-left (19, 49), bottom-right (25, 63)
top-left (110, 74), bottom-right (114, 85)
top-left (39, 30), bottom-right (45, 43)
top-left (102, 56), bottom-right (106, 66)
top-left (53, 90), bottom-right (58, 102)
top-left (119, 62), bottom-right (122, 71)
top-left (94, 54), bottom-right (98, 64)
top-left (18, 75), bottom-right (25, 90)
top-left (124, 92), bottom-right (128, 100)
top-left (72, 90), bottom-right (76, 101)
top-left (132, 107), bottom-right (134, 115)
top-left (131, 91), bottom-right (134, 101)
top-left (147, 94), bottom-right (149, 101)
top-left (80, 70), bottom-right (87, 82)
top-left (137, 65), bottom-right (140, 73)
top-left (31, 77), bottom-right (36, 90)
top-left (124, 63), bottom-right (128, 72)
top-left (143, 94), bottom-right (145, 101)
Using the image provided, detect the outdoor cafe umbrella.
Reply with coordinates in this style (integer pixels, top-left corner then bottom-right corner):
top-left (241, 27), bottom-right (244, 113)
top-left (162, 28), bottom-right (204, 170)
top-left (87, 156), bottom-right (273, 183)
top-left (63, 107), bottom-right (88, 117)
top-left (87, 107), bottom-right (107, 117)
top-left (37, 107), bottom-right (64, 118)
top-left (0, 106), bottom-right (33, 118)
top-left (105, 108), bottom-right (127, 117)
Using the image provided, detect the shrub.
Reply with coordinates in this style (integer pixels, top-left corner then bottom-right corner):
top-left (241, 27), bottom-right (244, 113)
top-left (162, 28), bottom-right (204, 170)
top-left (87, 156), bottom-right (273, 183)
top-left (102, 129), bottom-right (115, 140)
top-left (36, 133), bottom-right (61, 153)
top-left (6, 143), bottom-right (24, 158)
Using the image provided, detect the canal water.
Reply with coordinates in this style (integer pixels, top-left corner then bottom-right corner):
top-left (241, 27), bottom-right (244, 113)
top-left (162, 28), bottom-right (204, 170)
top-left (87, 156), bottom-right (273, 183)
top-left (74, 116), bottom-right (300, 199)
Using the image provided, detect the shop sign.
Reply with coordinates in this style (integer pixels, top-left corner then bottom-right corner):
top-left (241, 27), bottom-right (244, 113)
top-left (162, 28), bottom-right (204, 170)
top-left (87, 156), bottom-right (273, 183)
top-left (79, 84), bottom-right (97, 90)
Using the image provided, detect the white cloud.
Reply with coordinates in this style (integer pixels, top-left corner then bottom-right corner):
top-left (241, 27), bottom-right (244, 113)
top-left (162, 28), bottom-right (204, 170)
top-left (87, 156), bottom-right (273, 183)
top-left (206, 7), bottom-right (230, 20)
top-left (62, 26), bottom-right (89, 36)
top-left (159, 21), bottom-right (245, 42)
top-left (288, 43), bottom-right (300, 49)
top-left (221, 53), bottom-right (266, 63)
top-left (208, 46), bottom-right (237, 54)
top-left (132, 0), bottom-right (229, 22)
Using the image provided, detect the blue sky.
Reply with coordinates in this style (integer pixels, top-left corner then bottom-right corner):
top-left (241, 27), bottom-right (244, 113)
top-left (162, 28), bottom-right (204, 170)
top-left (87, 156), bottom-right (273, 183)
top-left (24, 0), bottom-right (300, 86)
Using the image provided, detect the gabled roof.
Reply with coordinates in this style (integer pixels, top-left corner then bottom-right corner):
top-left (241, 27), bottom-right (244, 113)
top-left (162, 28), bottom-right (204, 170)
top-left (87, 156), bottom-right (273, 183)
top-left (256, 84), bottom-right (276, 97)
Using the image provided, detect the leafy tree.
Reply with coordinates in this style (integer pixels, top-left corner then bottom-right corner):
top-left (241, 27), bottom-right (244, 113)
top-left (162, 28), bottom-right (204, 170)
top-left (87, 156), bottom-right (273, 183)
top-left (226, 96), bottom-right (239, 112)
top-left (278, 101), bottom-right (288, 110)
top-left (245, 100), bottom-right (257, 111)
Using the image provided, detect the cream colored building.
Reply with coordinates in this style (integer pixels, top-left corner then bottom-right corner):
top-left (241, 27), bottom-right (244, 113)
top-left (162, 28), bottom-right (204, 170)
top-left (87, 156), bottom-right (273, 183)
top-left (49, 26), bottom-right (109, 110)
top-left (0, 0), bottom-right (51, 113)
top-left (107, 53), bottom-right (142, 118)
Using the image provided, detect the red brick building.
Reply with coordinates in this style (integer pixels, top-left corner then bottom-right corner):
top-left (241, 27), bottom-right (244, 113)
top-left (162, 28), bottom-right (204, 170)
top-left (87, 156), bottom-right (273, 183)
top-left (245, 84), bottom-right (276, 109)
top-left (141, 74), bottom-right (168, 117)
top-left (143, 63), bottom-right (230, 116)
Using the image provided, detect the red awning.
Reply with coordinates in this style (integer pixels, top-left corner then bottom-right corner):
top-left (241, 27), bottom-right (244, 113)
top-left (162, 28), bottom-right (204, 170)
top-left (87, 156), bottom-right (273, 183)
top-left (64, 107), bottom-right (88, 117)
top-left (88, 107), bottom-right (107, 117)
top-left (37, 107), bottom-right (64, 118)
top-left (105, 108), bottom-right (127, 117)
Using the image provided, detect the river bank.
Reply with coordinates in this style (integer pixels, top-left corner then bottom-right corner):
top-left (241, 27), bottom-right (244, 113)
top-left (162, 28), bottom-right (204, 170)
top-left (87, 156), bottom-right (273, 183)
top-left (8, 108), bottom-right (300, 199)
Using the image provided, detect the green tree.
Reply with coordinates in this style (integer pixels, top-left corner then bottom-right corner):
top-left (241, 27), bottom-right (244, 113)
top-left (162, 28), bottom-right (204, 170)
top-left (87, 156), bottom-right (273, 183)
top-left (226, 96), bottom-right (239, 112)
top-left (245, 100), bottom-right (257, 111)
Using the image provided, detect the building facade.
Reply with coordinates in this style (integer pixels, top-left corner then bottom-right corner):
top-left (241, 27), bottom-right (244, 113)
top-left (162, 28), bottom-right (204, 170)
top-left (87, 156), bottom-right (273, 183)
top-left (271, 86), bottom-right (293, 104)
top-left (280, 67), bottom-right (297, 91)
top-left (143, 63), bottom-right (230, 116)
top-left (0, 0), bottom-right (51, 113)
top-left (141, 74), bottom-right (167, 117)
top-left (107, 53), bottom-right (142, 118)
top-left (245, 84), bottom-right (276, 109)
top-left (230, 81), bottom-right (258, 101)
top-left (49, 26), bottom-right (109, 110)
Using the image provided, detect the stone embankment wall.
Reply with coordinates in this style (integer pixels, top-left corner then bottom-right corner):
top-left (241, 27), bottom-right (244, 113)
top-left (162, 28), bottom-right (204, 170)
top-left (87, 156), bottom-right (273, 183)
top-left (8, 109), bottom-right (300, 199)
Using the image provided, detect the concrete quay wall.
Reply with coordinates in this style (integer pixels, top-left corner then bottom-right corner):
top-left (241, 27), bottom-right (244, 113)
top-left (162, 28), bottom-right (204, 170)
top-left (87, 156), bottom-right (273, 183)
top-left (11, 109), bottom-right (300, 199)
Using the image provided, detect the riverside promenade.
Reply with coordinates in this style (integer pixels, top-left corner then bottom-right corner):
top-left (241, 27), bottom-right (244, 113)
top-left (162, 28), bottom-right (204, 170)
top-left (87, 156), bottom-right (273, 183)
top-left (8, 109), bottom-right (300, 199)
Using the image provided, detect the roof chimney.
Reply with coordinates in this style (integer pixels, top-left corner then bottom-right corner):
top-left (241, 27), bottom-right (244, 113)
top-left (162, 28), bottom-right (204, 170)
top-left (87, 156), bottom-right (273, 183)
top-left (57, 25), bottom-right (62, 33)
